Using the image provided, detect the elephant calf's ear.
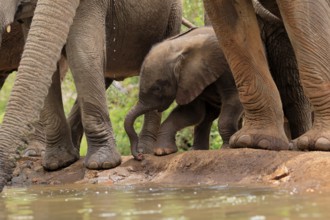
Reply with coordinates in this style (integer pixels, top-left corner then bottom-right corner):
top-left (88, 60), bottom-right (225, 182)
top-left (174, 48), bottom-right (220, 106)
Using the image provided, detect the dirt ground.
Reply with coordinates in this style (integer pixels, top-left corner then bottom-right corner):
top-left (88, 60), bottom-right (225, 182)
top-left (10, 148), bottom-right (330, 193)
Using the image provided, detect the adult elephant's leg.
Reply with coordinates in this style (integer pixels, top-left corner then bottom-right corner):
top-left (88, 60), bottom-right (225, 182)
top-left (66, 3), bottom-right (121, 169)
top-left (204, 0), bottom-right (289, 150)
top-left (283, 103), bottom-right (312, 139)
top-left (0, 0), bottom-right (80, 192)
top-left (24, 55), bottom-right (69, 157)
top-left (23, 120), bottom-right (46, 157)
top-left (277, 1), bottom-right (330, 150)
top-left (263, 20), bottom-right (312, 139)
top-left (67, 100), bottom-right (81, 150)
top-left (40, 68), bottom-right (79, 171)
top-left (68, 78), bottom-right (113, 150)
top-left (154, 99), bottom-right (205, 155)
top-left (192, 103), bottom-right (219, 150)
top-left (138, 111), bottom-right (161, 154)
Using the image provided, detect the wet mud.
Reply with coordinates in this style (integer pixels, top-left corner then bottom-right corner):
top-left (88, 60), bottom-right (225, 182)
top-left (11, 148), bottom-right (330, 193)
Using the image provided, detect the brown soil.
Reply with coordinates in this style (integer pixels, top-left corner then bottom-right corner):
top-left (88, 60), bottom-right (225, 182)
top-left (10, 148), bottom-right (330, 193)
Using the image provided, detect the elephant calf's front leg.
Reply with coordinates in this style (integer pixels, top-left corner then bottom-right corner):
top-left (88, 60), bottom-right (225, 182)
top-left (154, 100), bottom-right (205, 156)
top-left (138, 110), bottom-right (161, 154)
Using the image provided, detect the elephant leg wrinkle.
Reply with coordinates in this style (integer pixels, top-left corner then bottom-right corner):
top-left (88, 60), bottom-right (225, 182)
top-left (204, 0), bottom-right (291, 150)
top-left (277, 0), bottom-right (330, 151)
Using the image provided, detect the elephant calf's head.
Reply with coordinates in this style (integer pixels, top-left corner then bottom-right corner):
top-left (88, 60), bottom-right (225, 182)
top-left (139, 43), bottom-right (180, 112)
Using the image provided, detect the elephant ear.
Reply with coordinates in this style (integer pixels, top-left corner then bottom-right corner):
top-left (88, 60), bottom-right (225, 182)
top-left (174, 37), bottom-right (228, 105)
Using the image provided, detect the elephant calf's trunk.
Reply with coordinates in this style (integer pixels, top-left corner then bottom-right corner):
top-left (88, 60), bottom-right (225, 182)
top-left (124, 102), bottom-right (151, 160)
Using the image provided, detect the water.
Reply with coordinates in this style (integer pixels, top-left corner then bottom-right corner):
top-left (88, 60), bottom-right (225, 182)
top-left (1, 184), bottom-right (329, 220)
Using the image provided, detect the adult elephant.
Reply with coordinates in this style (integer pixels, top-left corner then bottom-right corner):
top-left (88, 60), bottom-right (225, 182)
top-left (0, 22), bottom-right (24, 90)
top-left (204, 1), bottom-right (312, 140)
top-left (255, 2), bottom-right (312, 140)
top-left (0, 2), bottom-right (190, 157)
top-left (203, 0), bottom-right (330, 150)
top-left (0, 21), bottom-right (48, 156)
top-left (0, 0), bottom-right (182, 191)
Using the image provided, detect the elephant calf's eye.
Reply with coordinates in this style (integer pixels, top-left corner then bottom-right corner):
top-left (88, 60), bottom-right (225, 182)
top-left (152, 86), bottom-right (162, 93)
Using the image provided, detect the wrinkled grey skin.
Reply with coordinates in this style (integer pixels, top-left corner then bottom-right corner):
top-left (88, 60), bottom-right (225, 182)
top-left (257, 14), bottom-right (312, 140)
top-left (0, 13), bottom-right (69, 157)
top-left (125, 27), bottom-right (243, 157)
top-left (205, 1), bottom-right (312, 140)
top-left (0, 6), bottom-right (194, 157)
top-left (0, 22), bottom-right (46, 156)
top-left (204, 0), bottom-right (329, 151)
top-left (0, 0), bottom-right (182, 191)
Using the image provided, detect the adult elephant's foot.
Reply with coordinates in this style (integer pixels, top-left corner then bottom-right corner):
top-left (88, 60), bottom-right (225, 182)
top-left (23, 140), bottom-right (45, 157)
top-left (291, 127), bottom-right (330, 151)
top-left (84, 146), bottom-right (121, 169)
top-left (229, 125), bottom-right (290, 150)
top-left (42, 143), bottom-right (80, 171)
top-left (220, 143), bottom-right (230, 149)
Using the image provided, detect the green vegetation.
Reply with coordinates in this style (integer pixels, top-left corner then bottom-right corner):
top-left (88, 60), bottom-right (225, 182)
top-left (0, 0), bottom-right (222, 156)
top-left (183, 0), bottom-right (205, 27)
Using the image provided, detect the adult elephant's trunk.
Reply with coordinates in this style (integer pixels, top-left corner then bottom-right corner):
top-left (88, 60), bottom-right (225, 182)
top-left (124, 102), bottom-right (155, 161)
top-left (0, 0), bottom-right (80, 192)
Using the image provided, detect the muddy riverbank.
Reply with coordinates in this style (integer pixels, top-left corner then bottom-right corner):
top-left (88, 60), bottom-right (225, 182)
top-left (10, 148), bottom-right (330, 193)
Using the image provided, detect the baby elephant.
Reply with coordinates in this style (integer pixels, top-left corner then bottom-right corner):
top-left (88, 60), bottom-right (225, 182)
top-left (125, 27), bottom-right (243, 158)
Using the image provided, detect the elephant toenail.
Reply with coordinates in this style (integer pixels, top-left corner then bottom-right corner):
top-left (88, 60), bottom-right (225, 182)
top-left (165, 148), bottom-right (177, 155)
top-left (297, 136), bottom-right (309, 150)
top-left (229, 135), bottom-right (237, 145)
top-left (49, 163), bottom-right (59, 170)
top-left (24, 150), bottom-right (37, 157)
top-left (258, 139), bottom-right (270, 149)
top-left (315, 137), bottom-right (330, 151)
top-left (88, 162), bottom-right (99, 169)
top-left (102, 162), bottom-right (112, 169)
top-left (288, 142), bottom-right (297, 151)
top-left (236, 135), bottom-right (252, 147)
top-left (154, 148), bottom-right (163, 156)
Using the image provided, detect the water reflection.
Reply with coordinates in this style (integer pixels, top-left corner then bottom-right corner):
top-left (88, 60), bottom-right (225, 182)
top-left (0, 184), bottom-right (329, 219)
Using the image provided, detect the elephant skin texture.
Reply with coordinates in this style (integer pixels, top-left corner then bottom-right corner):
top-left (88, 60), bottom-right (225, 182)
top-left (125, 27), bottom-right (243, 157)
top-left (0, 21), bottom-right (68, 157)
top-left (203, 0), bottom-right (330, 151)
top-left (204, 1), bottom-right (312, 140)
top-left (0, 0), bottom-right (183, 191)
